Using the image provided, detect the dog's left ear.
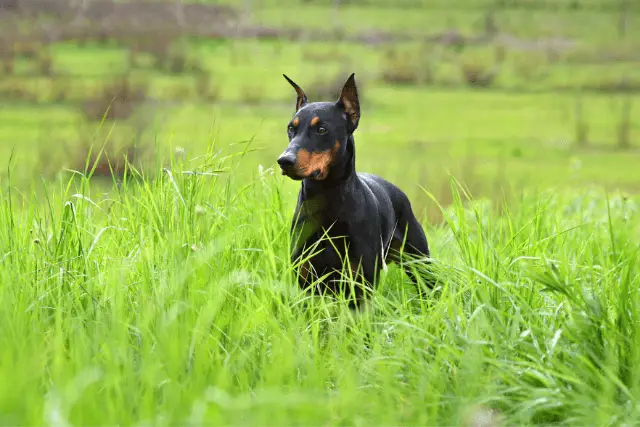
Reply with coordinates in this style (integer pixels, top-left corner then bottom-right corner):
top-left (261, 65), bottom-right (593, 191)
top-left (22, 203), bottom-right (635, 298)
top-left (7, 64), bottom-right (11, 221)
top-left (336, 73), bottom-right (360, 133)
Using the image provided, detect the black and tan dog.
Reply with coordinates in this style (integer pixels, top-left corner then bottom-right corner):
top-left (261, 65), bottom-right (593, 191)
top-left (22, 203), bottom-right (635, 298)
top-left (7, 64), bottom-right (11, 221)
top-left (278, 73), bottom-right (432, 307)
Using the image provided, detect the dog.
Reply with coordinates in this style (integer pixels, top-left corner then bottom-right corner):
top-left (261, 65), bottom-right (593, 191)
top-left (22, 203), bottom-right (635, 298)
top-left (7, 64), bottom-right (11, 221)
top-left (277, 73), bottom-right (433, 307)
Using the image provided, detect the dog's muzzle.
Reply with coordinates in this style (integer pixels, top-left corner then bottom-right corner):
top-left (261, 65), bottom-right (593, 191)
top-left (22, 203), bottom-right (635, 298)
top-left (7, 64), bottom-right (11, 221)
top-left (277, 150), bottom-right (300, 178)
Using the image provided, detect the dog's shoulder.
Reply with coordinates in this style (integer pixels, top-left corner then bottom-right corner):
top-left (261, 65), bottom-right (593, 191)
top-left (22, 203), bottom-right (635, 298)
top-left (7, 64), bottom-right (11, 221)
top-left (354, 172), bottom-right (386, 198)
top-left (357, 172), bottom-right (412, 210)
top-left (357, 172), bottom-right (407, 198)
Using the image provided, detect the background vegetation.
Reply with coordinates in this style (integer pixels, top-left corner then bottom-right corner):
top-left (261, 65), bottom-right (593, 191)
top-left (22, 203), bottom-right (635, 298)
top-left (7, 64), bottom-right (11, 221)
top-left (1, 0), bottom-right (639, 220)
top-left (0, 0), bottom-right (638, 425)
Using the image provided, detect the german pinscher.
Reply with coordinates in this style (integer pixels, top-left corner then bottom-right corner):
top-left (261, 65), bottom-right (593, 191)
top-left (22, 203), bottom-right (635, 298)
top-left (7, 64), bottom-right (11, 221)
top-left (277, 73), bottom-right (432, 307)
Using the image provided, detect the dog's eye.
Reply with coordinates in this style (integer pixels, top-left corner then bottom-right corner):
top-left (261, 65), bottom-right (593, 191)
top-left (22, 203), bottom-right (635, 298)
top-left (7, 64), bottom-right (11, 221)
top-left (287, 125), bottom-right (294, 135)
top-left (317, 127), bottom-right (327, 135)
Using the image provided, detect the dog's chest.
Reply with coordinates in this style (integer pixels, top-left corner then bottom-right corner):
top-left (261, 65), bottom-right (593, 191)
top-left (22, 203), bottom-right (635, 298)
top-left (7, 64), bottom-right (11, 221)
top-left (302, 220), bottom-right (351, 272)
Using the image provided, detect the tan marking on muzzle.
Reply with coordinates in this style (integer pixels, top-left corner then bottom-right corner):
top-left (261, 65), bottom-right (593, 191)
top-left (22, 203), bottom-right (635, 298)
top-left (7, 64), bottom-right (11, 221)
top-left (295, 141), bottom-right (341, 180)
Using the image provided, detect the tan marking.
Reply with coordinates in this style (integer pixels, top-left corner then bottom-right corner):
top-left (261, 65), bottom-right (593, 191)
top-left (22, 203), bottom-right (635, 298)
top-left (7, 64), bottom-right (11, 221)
top-left (349, 260), bottom-right (361, 279)
top-left (295, 141), bottom-right (340, 180)
top-left (346, 257), bottom-right (369, 302)
top-left (292, 117), bottom-right (299, 127)
top-left (310, 116), bottom-right (320, 127)
top-left (300, 261), bottom-right (311, 283)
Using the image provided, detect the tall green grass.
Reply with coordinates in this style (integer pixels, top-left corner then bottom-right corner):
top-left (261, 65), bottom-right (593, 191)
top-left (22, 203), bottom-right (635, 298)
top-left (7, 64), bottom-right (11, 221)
top-left (0, 145), bottom-right (638, 426)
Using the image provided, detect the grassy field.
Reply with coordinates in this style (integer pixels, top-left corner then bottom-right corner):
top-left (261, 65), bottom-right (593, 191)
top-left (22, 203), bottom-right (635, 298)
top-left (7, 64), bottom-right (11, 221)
top-left (1, 1), bottom-right (640, 424)
top-left (0, 150), bottom-right (639, 425)
top-left (1, 2), bottom-right (640, 212)
top-left (2, 37), bottom-right (640, 220)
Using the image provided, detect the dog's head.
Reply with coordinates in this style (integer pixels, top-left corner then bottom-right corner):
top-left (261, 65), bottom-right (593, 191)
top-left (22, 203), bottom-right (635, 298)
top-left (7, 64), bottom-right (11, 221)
top-left (277, 73), bottom-right (360, 181)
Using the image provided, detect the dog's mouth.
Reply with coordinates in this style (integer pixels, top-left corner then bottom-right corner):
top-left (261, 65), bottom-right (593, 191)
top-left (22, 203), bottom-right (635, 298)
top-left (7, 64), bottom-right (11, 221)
top-left (280, 166), bottom-right (321, 181)
top-left (280, 166), bottom-right (304, 180)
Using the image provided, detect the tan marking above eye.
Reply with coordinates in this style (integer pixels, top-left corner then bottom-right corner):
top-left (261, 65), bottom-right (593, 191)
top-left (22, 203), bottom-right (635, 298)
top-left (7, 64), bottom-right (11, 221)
top-left (310, 117), bottom-right (320, 126)
top-left (295, 141), bottom-right (341, 180)
top-left (292, 117), bottom-right (300, 127)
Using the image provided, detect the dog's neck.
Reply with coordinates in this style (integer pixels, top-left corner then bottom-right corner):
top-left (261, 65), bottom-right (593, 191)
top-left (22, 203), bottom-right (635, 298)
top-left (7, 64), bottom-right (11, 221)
top-left (300, 134), bottom-right (356, 199)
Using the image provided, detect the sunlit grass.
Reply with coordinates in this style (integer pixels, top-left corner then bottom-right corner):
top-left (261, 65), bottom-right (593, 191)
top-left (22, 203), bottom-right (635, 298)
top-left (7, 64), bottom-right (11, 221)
top-left (0, 144), bottom-right (638, 425)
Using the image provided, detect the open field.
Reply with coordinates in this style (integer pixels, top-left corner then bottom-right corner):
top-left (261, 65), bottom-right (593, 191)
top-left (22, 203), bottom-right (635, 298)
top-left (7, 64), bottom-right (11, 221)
top-left (1, 0), bottom-right (640, 424)
top-left (1, 39), bottom-right (639, 220)
top-left (1, 0), bottom-right (639, 217)
top-left (1, 154), bottom-right (639, 425)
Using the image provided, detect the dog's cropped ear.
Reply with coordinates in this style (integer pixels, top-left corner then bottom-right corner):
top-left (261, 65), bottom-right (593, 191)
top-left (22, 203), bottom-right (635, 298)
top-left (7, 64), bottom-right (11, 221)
top-left (283, 74), bottom-right (308, 112)
top-left (336, 73), bottom-right (360, 133)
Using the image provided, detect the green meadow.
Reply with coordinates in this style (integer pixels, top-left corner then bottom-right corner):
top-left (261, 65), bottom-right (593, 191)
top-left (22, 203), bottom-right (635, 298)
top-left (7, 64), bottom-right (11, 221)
top-left (0, 0), bottom-right (639, 424)
top-left (1, 153), bottom-right (639, 425)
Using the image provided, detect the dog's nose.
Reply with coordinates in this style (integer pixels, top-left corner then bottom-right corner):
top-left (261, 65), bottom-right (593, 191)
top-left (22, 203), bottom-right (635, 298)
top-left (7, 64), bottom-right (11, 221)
top-left (277, 152), bottom-right (296, 169)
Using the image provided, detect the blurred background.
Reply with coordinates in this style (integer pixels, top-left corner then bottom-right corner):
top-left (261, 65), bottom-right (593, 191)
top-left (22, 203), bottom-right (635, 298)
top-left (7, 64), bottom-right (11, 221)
top-left (0, 0), bottom-right (638, 222)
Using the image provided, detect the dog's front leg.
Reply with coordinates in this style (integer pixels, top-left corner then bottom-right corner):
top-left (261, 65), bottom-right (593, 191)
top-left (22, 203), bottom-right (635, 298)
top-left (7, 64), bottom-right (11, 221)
top-left (346, 236), bottom-right (382, 304)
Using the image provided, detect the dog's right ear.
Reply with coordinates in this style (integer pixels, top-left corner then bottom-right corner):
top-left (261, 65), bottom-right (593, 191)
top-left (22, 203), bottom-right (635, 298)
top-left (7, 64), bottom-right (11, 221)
top-left (283, 74), bottom-right (308, 112)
